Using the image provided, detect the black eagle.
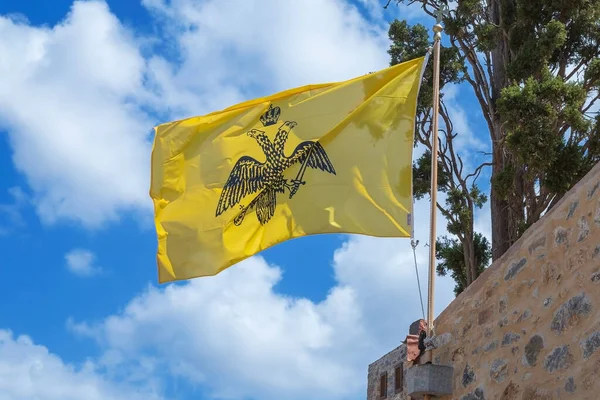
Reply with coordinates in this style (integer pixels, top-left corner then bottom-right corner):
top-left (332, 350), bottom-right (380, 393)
top-left (216, 121), bottom-right (336, 226)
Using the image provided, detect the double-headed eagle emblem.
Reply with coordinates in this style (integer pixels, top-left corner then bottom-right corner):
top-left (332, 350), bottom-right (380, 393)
top-left (216, 104), bottom-right (336, 226)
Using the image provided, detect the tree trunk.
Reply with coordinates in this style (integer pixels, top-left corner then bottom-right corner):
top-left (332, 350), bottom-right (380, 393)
top-left (490, 135), bottom-right (511, 261)
top-left (489, 0), bottom-right (513, 261)
top-left (464, 231), bottom-right (477, 285)
top-left (463, 237), bottom-right (474, 285)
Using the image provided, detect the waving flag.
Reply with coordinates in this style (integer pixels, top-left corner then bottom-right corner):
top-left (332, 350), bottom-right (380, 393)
top-left (150, 55), bottom-right (427, 283)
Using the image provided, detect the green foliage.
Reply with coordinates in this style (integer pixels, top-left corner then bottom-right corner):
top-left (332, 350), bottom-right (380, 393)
top-left (388, 19), bottom-right (465, 115)
top-left (491, 164), bottom-right (516, 201)
top-left (436, 233), bottom-right (492, 296)
top-left (412, 150), bottom-right (451, 199)
top-left (585, 59), bottom-right (600, 89)
top-left (389, 17), bottom-right (491, 293)
top-left (499, 70), bottom-right (587, 170)
top-left (508, 20), bottom-right (567, 79)
top-left (388, 0), bottom-right (599, 295)
top-left (498, 66), bottom-right (599, 195)
top-left (390, 0), bottom-right (600, 262)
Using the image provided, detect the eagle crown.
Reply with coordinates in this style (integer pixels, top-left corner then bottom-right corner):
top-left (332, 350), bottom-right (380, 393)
top-left (260, 104), bottom-right (281, 127)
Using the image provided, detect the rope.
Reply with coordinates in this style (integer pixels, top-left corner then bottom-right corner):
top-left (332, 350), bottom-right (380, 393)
top-left (411, 239), bottom-right (426, 321)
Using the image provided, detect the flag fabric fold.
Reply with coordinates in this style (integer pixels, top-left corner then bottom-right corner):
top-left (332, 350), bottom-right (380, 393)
top-left (150, 55), bottom-right (428, 283)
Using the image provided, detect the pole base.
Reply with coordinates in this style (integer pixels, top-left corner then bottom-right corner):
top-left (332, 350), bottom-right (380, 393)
top-left (406, 363), bottom-right (453, 399)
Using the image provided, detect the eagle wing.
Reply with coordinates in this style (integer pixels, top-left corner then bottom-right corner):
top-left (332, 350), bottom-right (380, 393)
top-left (287, 141), bottom-right (336, 174)
top-left (216, 156), bottom-right (266, 217)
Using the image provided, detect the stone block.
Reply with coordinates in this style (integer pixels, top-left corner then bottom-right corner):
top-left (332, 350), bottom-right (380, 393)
top-left (406, 364), bottom-right (453, 399)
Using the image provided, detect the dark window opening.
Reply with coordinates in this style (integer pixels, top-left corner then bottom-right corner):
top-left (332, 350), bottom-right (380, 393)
top-left (379, 372), bottom-right (388, 399)
top-left (394, 366), bottom-right (403, 393)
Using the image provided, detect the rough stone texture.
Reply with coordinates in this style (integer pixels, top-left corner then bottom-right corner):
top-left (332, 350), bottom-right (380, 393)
top-left (462, 363), bottom-right (475, 387)
top-left (522, 386), bottom-right (554, 400)
top-left (500, 381), bottom-right (519, 399)
top-left (517, 309), bottom-right (532, 322)
top-left (504, 258), bottom-right (527, 281)
top-left (555, 226), bottom-right (569, 245)
top-left (581, 331), bottom-right (600, 359)
top-left (501, 332), bottom-right (520, 347)
top-left (478, 307), bottom-right (493, 325)
top-left (578, 217), bottom-right (590, 242)
top-left (588, 181), bottom-right (600, 198)
top-left (460, 388), bottom-right (485, 400)
top-left (523, 335), bottom-right (544, 366)
top-left (367, 163), bottom-right (600, 400)
top-left (483, 340), bottom-right (498, 353)
top-left (499, 295), bottom-right (508, 313)
top-left (367, 344), bottom-right (407, 400)
top-left (565, 377), bottom-right (576, 394)
top-left (490, 359), bottom-right (508, 383)
top-left (528, 234), bottom-right (546, 255)
top-left (550, 293), bottom-right (592, 335)
top-left (543, 345), bottom-right (574, 372)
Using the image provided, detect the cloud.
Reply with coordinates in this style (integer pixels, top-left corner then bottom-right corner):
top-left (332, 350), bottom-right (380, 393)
top-left (0, 187), bottom-right (28, 235)
top-left (442, 83), bottom-right (487, 152)
top-left (0, 330), bottom-right (162, 400)
top-left (0, 0), bottom-right (401, 230)
top-left (142, 0), bottom-right (392, 118)
top-left (0, 1), bottom-right (154, 229)
top-left (69, 194), bottom-right (457, 400)
top-left (65, 249), bottom-right (101, 277)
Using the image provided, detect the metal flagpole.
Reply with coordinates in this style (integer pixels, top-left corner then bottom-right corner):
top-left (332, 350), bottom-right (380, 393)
top-left (427, 5), bottom-right (446, 342)
top-left (423, 9), bottom-right (446, 400)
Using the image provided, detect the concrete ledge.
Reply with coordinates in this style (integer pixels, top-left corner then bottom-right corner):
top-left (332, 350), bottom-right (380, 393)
top-left (406, 364), bottom-right (453, 399)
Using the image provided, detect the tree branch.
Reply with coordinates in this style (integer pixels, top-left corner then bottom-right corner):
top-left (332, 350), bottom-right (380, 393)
top-left (466, 162), bottom-right (493, 184)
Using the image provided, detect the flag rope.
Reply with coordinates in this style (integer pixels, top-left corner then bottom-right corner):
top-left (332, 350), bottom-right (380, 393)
top-left (411, 239), bottom-right (426, 321)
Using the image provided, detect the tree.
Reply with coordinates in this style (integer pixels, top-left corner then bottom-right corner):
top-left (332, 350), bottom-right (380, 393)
top-left (436, 232), bottom-right (491, 295)
top-left (386, 0), bottom-right (600, 264)
top-left (388, 20), bottom-right (491, 288)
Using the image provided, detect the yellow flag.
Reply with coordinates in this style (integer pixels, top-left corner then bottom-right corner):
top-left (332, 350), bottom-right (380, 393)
top-left (151, 55), bottom-right (427, 283)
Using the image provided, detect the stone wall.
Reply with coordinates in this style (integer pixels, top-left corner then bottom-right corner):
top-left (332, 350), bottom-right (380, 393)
top-left (368, 161), bottom-right (600, 400)
top-left (367, 344), bottom-right (408, 400)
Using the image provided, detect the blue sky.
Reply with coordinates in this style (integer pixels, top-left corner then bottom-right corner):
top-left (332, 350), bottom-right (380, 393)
top-left (0, 1), bottom-right (491, 399)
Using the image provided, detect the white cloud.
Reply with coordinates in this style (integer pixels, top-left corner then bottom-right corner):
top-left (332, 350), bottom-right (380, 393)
top-left (142, 0), bottom-right (391, 118)
top-left (0, 187), bottom-right (28, 235)
top-left (0, 330), bottom-right (162, 400)
top-left (442, 83), bottom-right (487, 152)
top-left (69, 195), bottom-right (457, 400)
top-left (0, 1), bottom-right (153, 229)
top-left (65, 249), bottom-right (101, 277)
top-left (0, 0), bottom-right (399, 230)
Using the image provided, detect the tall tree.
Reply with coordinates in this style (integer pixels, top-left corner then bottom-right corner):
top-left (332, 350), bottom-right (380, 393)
top-left (388, 20), bottom-right (491, 288)
top-left (386, 0), bottom-right (600, 263)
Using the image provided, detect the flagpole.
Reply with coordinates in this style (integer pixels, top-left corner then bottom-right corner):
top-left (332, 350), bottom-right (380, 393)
top-left (422, 13), bottom-right (444, 400)
top-left (427, 13), bottom-right (444, 341)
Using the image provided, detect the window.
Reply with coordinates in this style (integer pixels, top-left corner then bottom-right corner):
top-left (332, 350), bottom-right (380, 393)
top-left (379, 372), bottom-right (388, 399)
top-left (394, 366), bottom-right (403, 393)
